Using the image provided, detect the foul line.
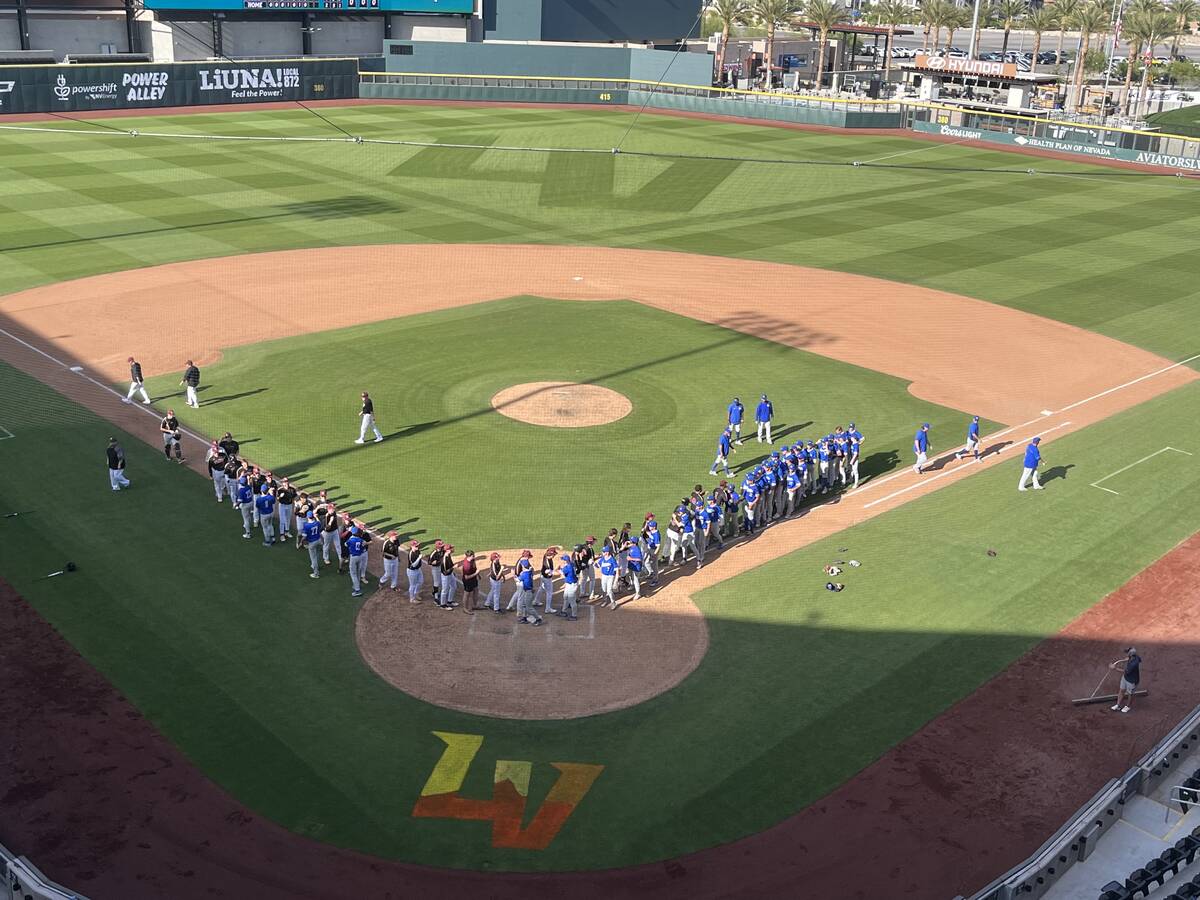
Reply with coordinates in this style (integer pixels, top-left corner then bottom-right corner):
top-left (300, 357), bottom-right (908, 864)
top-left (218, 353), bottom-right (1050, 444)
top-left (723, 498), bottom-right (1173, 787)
top-left (857, 138), bottom-right (968, 165)
top-left (0, 326), bottom-right (209, 447)
top-left (0, 425), bottom-right (13, 440)
top-left (1058, 353), bottom-right (1200, 413)
top-left (1090, 446), bottom-right (1193, 495)
top-left (862, 421), bottom-right (1073, 510)
top-left (854, 350), bottom-right (1200, 507)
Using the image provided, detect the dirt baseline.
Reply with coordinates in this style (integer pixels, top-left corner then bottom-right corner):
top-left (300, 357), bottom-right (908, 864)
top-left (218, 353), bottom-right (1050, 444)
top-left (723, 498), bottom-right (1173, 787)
top-left (0, 244), bottom-right (1194, 722)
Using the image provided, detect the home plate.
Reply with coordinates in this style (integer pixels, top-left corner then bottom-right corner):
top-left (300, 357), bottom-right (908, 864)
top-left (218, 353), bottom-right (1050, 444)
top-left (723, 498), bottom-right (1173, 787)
top-left (572, 276), bottom-right (583, 282)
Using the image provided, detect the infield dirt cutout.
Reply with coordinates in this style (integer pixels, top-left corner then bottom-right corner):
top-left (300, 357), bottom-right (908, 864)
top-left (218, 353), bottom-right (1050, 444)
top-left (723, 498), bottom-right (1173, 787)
top-left (0, 244), bottom-right (1194, 720)
top-left (491, 381), bottom-right (632, 427)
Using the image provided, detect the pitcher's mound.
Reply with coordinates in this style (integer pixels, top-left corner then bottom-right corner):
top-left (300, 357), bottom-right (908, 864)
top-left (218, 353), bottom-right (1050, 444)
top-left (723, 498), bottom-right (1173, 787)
top-left (491, 381), bottom-right (631, 428)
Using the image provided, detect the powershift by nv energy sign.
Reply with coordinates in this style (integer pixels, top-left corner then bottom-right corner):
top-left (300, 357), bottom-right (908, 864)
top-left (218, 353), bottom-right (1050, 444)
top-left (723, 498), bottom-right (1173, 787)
top-left (0, 58), bottom-right (357, 114)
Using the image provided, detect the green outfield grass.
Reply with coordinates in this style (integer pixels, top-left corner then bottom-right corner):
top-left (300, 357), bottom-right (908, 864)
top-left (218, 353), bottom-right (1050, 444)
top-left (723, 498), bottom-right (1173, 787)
top-left (142, 295), bottom-right (977, 550)
top-left (1, 104), bottom-right (1199, 363)
top-left (3, 359), bottom-right (1199, 870)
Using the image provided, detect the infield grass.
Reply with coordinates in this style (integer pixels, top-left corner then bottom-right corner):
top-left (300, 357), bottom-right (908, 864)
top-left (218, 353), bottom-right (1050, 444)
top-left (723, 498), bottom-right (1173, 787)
top-left (3, 359), bottom-right (1200, 870)
top-left (143, 295), bottom-right (978, 550)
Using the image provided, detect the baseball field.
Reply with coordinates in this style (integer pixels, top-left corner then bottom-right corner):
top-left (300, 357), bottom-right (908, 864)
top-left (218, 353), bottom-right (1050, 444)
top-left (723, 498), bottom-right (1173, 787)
top-left (2, 102), bottom-right (1200, 899)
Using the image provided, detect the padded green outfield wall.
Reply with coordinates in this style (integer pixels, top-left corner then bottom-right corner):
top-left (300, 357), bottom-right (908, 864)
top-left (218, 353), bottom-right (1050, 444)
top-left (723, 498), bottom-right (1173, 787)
top-left (358, 80), bottom-right (902, 128)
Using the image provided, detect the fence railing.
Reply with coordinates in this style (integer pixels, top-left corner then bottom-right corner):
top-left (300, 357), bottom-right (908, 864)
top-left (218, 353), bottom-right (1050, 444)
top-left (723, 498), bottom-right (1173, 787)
top-left (359, 71), bottom-right (903, 114)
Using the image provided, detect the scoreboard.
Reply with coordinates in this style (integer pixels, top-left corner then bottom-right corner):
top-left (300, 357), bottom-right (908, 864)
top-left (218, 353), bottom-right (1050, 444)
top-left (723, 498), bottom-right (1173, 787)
top-left (144, 0), bottom-right (471, 10)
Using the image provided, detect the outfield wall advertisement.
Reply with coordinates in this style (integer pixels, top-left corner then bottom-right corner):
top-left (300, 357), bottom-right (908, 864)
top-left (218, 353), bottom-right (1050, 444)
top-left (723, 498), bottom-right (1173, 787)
top-left (0, 58), bottom-right (358, 115)
top-left (912, 119), bottom-right (1200, 172)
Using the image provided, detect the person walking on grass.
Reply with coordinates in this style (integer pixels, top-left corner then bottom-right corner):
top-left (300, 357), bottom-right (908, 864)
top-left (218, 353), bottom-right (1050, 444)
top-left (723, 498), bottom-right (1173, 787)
top-left (106, 437), bottom-right (130, 491)
top-left (1110, 647), bottom-right (1142, 714)
top-left (755, 394), bottom-right (774, 444)
top-left (1018, 436), bottom-right (1044, 491)
top-left (355, 391), bottom-right (384, 445)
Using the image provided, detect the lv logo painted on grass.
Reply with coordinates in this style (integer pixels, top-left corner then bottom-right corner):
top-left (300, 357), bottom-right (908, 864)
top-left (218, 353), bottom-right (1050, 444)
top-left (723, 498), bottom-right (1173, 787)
top-left (412, 731), bottom-right (603, 849)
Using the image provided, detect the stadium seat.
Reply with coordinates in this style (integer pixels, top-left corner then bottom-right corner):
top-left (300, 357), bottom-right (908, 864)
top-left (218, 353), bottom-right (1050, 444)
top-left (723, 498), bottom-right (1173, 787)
top-left (1176, 882), bottom-right (1200, 899)
top-left (1178, 836), bottom-right (1200, 865)
top-left (1161, 846), bottom-right (1186, 874)
top-left (1100, 879), bottom-right (1132, 900)
top-left (1125, 868), bottom-right (1153, 897)
top-left (1144, 857), bottom-right (1171, 888)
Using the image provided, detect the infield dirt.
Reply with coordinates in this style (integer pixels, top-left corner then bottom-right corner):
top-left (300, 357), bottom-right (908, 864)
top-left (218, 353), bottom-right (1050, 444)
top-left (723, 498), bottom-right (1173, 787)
top-left (0, 244), bottom-right (1194, 720)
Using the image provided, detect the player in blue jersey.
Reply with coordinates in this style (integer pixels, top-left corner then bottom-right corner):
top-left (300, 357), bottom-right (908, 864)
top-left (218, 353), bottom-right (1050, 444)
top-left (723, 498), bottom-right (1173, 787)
top-left (955, 415), bottom-right (982, 463)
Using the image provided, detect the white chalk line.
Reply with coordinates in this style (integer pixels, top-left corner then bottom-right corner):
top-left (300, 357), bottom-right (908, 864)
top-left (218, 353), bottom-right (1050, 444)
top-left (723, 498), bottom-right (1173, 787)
top-left (1058, 353), bottom-right (1200, 413)
top-left (853, 350), bottom-right (1200, 509)
top-left (857, 138), bottom-right (969, 165)
top-left (0, 425), bottom-right (14, 440)
top-left (0, 326), bottom-right (210, 447)
top-left (1089, 446), bottom-right (1193, 496)
top-left (862, 420), bottom-right (1073, 510)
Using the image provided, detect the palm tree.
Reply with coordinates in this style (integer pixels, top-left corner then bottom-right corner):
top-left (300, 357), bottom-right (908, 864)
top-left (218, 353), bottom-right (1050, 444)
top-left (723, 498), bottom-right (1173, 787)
top-left (710, 0), bottom-right (749, 84)
top-left (994, 0), bottom-right (1030, 54)
top-left (870, 0), bottom-right (910, 77)
top-left (1119, 10), bottom-right (1150, 112)
top-left (805, 0), bottom-right (850, 86)
top-left (1025, 7), bottom-right (1057, 71)
top-left (1070, 2), bottom-right (1111, 107)
top-left (1050, 0), bottom-right (1082, 66)
top-left (750, 0), bottom-right (801, 87)
top-left (1134, 10), bottom-right (1179, 112)
top-left (945, 5), bottom-right (974, 52)
top-left (921, 0), bottom-right (953, 51)
top-left (1170, 0), bottom-right (1200, 57)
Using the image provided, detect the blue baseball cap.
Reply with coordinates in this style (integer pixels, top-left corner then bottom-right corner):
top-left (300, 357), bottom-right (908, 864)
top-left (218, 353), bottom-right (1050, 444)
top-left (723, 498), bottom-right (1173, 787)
top-left (848, 422), bottom-right (855, 429)
top-left (1032, 436), bottom-right (1041, 444)
top-left (922, 423), bottom-right (931, 428)
top-left (351, 525), bottom-right (360, 535)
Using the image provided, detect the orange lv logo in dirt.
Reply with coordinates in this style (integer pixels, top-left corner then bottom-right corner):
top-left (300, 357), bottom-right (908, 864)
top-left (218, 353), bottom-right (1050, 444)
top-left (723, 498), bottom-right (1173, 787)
top-left (412, 731), bottom-right (603, 849)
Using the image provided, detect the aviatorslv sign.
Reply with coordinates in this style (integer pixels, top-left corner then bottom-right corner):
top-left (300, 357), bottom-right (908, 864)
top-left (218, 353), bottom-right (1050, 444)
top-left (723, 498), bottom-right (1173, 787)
top-left (912, 119), bottom-right (1200, 172)
top-left (0, 58), bottom-right (357, 114)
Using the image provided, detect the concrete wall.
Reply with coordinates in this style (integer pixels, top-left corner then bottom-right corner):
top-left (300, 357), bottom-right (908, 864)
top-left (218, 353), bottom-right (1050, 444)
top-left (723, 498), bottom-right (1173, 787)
top-left (391, 14), bottom-right (467, 42)
top-left (539, 0), bottom-right (700, 42)
top-left (311, 17), bottom-right (385, 54)
top-left (482, 0), bottom-right (540, 41)
top-left (483, 0), bottom-right (700, 43)
top-left (383, 39), bottom-right (713, 85)
top-left (0, 14), bottom-right (22, 50)
top-left (221, 19), bottom-right (302, 57)
top-left (0, 12), bottom-right (131, 55)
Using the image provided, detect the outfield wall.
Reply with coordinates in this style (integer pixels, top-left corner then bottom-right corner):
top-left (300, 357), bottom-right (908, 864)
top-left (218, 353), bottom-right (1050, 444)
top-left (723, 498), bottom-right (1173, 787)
top-left (0, 57), bottom-right (358, 114)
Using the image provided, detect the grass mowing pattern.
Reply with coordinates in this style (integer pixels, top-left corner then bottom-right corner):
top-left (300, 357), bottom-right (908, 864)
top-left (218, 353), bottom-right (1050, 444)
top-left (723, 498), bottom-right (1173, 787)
top-left (3, 357), bottom-right (1200, 870)
top-left (143, 296), bottom-right (980, 550)
top-left (1, 105), bottom-right (1199, 363)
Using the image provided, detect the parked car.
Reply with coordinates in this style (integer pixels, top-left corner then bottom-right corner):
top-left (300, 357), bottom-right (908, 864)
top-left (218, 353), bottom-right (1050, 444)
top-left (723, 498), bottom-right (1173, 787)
top-left (1037, 51), bottom-right (1060, 64)
top-left (979, 51), bottom-right (1003, 61)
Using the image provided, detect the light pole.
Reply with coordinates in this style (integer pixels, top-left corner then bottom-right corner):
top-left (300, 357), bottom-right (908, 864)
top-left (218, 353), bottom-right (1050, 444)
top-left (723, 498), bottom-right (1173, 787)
top-left (968, 0), bottom-right (984, 58)
top-left (1099, 0), bottom-right (1125, 122)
